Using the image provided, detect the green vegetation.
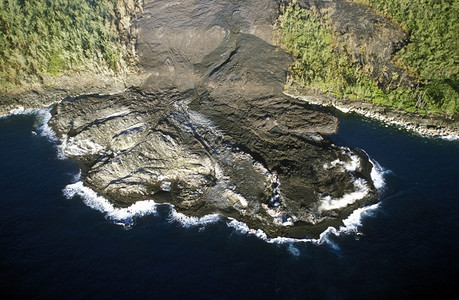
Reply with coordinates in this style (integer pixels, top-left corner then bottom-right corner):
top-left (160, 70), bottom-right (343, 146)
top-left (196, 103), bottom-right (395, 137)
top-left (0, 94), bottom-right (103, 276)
top-left (279, 3), bottom-right (458, 117)
top-left (0, 0), bottom-right (125, 92)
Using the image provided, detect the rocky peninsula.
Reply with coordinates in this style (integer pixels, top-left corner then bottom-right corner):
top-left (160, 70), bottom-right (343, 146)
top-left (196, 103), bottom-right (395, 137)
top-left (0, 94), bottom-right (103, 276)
top-left (1, 0), bottom-right (456, 238)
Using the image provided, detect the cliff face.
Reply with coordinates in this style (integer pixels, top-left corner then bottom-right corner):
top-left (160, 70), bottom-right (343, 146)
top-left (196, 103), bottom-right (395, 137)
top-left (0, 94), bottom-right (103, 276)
top-left (0, 0), bottom-right (146, 116)
top-left (48, 0), bottom-right (377, 238)
top-left (2, 0), bottom-right (456, 237)
top-left (2, 0), bottom-right (457, 134)
top-left (296, 0), bottom-right (415, 89)
top-left (282, 0), bottom-right (459, 136)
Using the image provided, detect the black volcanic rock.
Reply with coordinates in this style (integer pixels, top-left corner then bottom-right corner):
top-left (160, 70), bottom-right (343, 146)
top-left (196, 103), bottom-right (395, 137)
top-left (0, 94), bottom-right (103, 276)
top-left (48, 0), bottom-right (377, 238)
top-left (295, 0), bottom-right (415, 88)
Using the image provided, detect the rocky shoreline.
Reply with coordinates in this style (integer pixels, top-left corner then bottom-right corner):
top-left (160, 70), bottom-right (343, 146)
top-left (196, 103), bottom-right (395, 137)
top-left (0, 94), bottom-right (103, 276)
top-left (0, 72), bottom-right (147, 116)
top-left (1, 0), bottom-right (456, 239)
top-left (286, 91), bottom-right (459, 138)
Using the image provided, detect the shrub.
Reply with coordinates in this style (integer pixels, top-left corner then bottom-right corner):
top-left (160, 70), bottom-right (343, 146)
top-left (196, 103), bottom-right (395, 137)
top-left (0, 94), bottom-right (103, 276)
top-left (279, 3), bottom-right (458, 117)
top-left (0, 0), bottom-right (124, 92)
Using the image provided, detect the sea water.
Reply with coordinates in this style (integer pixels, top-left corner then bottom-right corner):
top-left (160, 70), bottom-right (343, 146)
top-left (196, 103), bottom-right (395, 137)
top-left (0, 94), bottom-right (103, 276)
top-left (0, 108), bottom-right (458, 299)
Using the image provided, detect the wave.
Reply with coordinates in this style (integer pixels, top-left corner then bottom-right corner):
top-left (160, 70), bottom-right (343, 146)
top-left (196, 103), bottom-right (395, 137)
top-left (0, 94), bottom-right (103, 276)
top-left (226, 151), bottom-right (387, 250)
top-left (1, 107), bottom-right (59, 142)
top-left (439, 135), bottom-right (459, 141)
top-left (167, 208), bottom-right (221, 228)
top-left (0, 106), bottom-right (36, 119)
top-left (318, 147), bottom-right (386, 212)
top-left (165, 201), bottom-right (380, 251)
top-left (227, 203), bottom-right (380, 249)
top-left (62, 177), bottom-right (381, 249)
top-left (4, 106), bottom-right (385, 250)
top-left (356, 148), bottom-right (389, 192)
top-left (318, 178), bottom-right (370, 211)
top-left (369, 157), bottom-right (387, 190)
top-left (63, 180), bottom-right (157, 227)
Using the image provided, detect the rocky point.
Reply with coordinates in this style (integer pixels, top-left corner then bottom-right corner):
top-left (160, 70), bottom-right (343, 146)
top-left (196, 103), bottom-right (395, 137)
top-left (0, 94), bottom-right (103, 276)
top-left (45, 0), bottom-right (379, 238)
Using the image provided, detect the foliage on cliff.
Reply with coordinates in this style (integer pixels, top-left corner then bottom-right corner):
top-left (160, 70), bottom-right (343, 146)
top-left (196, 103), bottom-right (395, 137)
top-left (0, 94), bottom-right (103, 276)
top-left (353, 0), bottom-right (458, 116)
top-left (0, 0), bottom-right (127, 92)
top-left (280, 3), bottom-right (458, 117)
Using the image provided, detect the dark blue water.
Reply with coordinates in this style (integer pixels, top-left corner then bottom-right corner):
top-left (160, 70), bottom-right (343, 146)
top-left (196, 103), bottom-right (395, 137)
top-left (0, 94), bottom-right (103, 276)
top-left (1, 110), bottom-right (458, 299)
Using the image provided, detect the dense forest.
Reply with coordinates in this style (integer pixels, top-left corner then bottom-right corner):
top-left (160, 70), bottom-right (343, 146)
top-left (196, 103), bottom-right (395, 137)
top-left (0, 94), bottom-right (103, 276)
top-left (280, 1), bottom-right (458, 117)
top-left (0, 0), bottom-right (124, 92)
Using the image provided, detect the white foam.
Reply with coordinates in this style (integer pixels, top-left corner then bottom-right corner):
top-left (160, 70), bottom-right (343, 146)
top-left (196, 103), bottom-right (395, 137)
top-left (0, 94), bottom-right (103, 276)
top-left (357, 149), bottom-right (388, 191)
top-left (369, 158), bottom-right (386, 190)
top-left (0, 106), bottom-right (29, 118)
top-left (36, 111), bottom-right (59, 143)
top-left (227, 218), bottom-right (269, 240)
top-left (323, 149), bottom-right (361, 172)
top-left (226, 203), bottom-right (380, 252)
top-left (319, 178), bottom-right (370, 211)
top-left (168, 208), bottom-right (221, 227)
top-left (62, 180), bottom-right (157, 225)
top-left (1, 106), bottom-right (44, 119)
top-left (340, 150), bottom-right (361, 172)
top-left (60, 135), bottom-right (105, 157)
top-left (1, 103), bottom-right (386, 251)
top-left (1, 107), bottom-right (59, 142)
top-left (314, 203), bottom-right (380, 249)
top-left (439, 135), bottom-right (459, 141)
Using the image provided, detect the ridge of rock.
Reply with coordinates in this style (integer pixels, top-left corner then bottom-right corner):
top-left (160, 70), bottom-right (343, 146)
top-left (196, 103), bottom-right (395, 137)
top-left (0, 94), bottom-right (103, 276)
top-left (48, 0), bottom-right (378, 238)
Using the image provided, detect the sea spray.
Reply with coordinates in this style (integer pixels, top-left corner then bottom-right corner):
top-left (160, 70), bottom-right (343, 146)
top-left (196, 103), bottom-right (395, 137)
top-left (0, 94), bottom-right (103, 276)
top-left (5, 106), bottom-right (386, 247)
top-left (226, 203), bottom-right (380, 250)
top-left (225, 151), bottom-right (388, 249)
top-left (167, 208), bottom-right (221, 228)
top-left (63, 180), bottom-right (157, 227)
top-left (1, 107), bottom-right (58, 142)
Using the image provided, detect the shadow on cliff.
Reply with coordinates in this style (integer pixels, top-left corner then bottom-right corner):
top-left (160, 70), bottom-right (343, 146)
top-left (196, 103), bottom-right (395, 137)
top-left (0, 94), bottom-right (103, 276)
top-left (48, 0), bottom-right (378, 238)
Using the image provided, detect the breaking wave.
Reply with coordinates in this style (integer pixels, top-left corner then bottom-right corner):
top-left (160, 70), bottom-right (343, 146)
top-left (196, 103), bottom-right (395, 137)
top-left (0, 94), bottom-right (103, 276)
top-left (319, 178), bottom-right (370, 211)
top-left (167, 209), bottom-right (221, 228)
top-left (227, 203), bottom-right (380, 249)
top-left (5, 106), bottom-right (387, 251)
top-left (369, 157), bottom-right (387, 190)
top-left (2, 107), bottom-right (58, 142)
top-left (439, 135), bottom-right (459, 141)
top-left (226, 152), bottom-right (387, 250)
top-left (63, 179), bottom-right (157, 228)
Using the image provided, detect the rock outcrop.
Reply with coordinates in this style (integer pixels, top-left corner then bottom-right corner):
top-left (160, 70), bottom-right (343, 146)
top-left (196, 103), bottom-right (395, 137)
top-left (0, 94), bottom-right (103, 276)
top-left (295, 0), bottom-right (415, 89)
top-left (286, 0), bottom-right (459, 136)
top-left (0, 0), bottom-right (146, 116)
top-left (48, 0), bottom-right (378, 238)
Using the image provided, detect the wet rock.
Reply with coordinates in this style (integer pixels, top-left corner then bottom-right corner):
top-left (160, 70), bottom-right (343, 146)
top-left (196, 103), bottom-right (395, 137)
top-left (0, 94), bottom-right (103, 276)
top-left (47, 0), bottom-right (379, 238)
top-left (289, 91), bottom-right (459, 137)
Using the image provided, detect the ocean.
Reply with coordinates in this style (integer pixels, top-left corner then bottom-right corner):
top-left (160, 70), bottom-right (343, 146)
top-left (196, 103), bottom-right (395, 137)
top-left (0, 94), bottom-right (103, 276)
top-left (1, 106), bottom-right (458, 299)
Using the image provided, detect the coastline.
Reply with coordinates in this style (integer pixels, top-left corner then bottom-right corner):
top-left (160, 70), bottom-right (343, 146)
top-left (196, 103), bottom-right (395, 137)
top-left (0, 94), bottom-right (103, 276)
top-left (0, 71), bottom-right (147, 116)
top-left (2, 74), bottom-right (457, 140)
top-left (1, 0), bottom-right (456, 241)
top-left (285, 91), bottom-right (459, 139)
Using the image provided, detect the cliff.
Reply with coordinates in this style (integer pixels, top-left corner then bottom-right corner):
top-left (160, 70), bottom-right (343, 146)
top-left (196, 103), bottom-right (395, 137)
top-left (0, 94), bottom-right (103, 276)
top-left (0, 0), bottom-right (457, 238)
top-left (0, 0), bottom-right (146, 114)
top-left (279, 0), bottom-right (458, 136)
top-left (46, 0), bottom-right (378, 238)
